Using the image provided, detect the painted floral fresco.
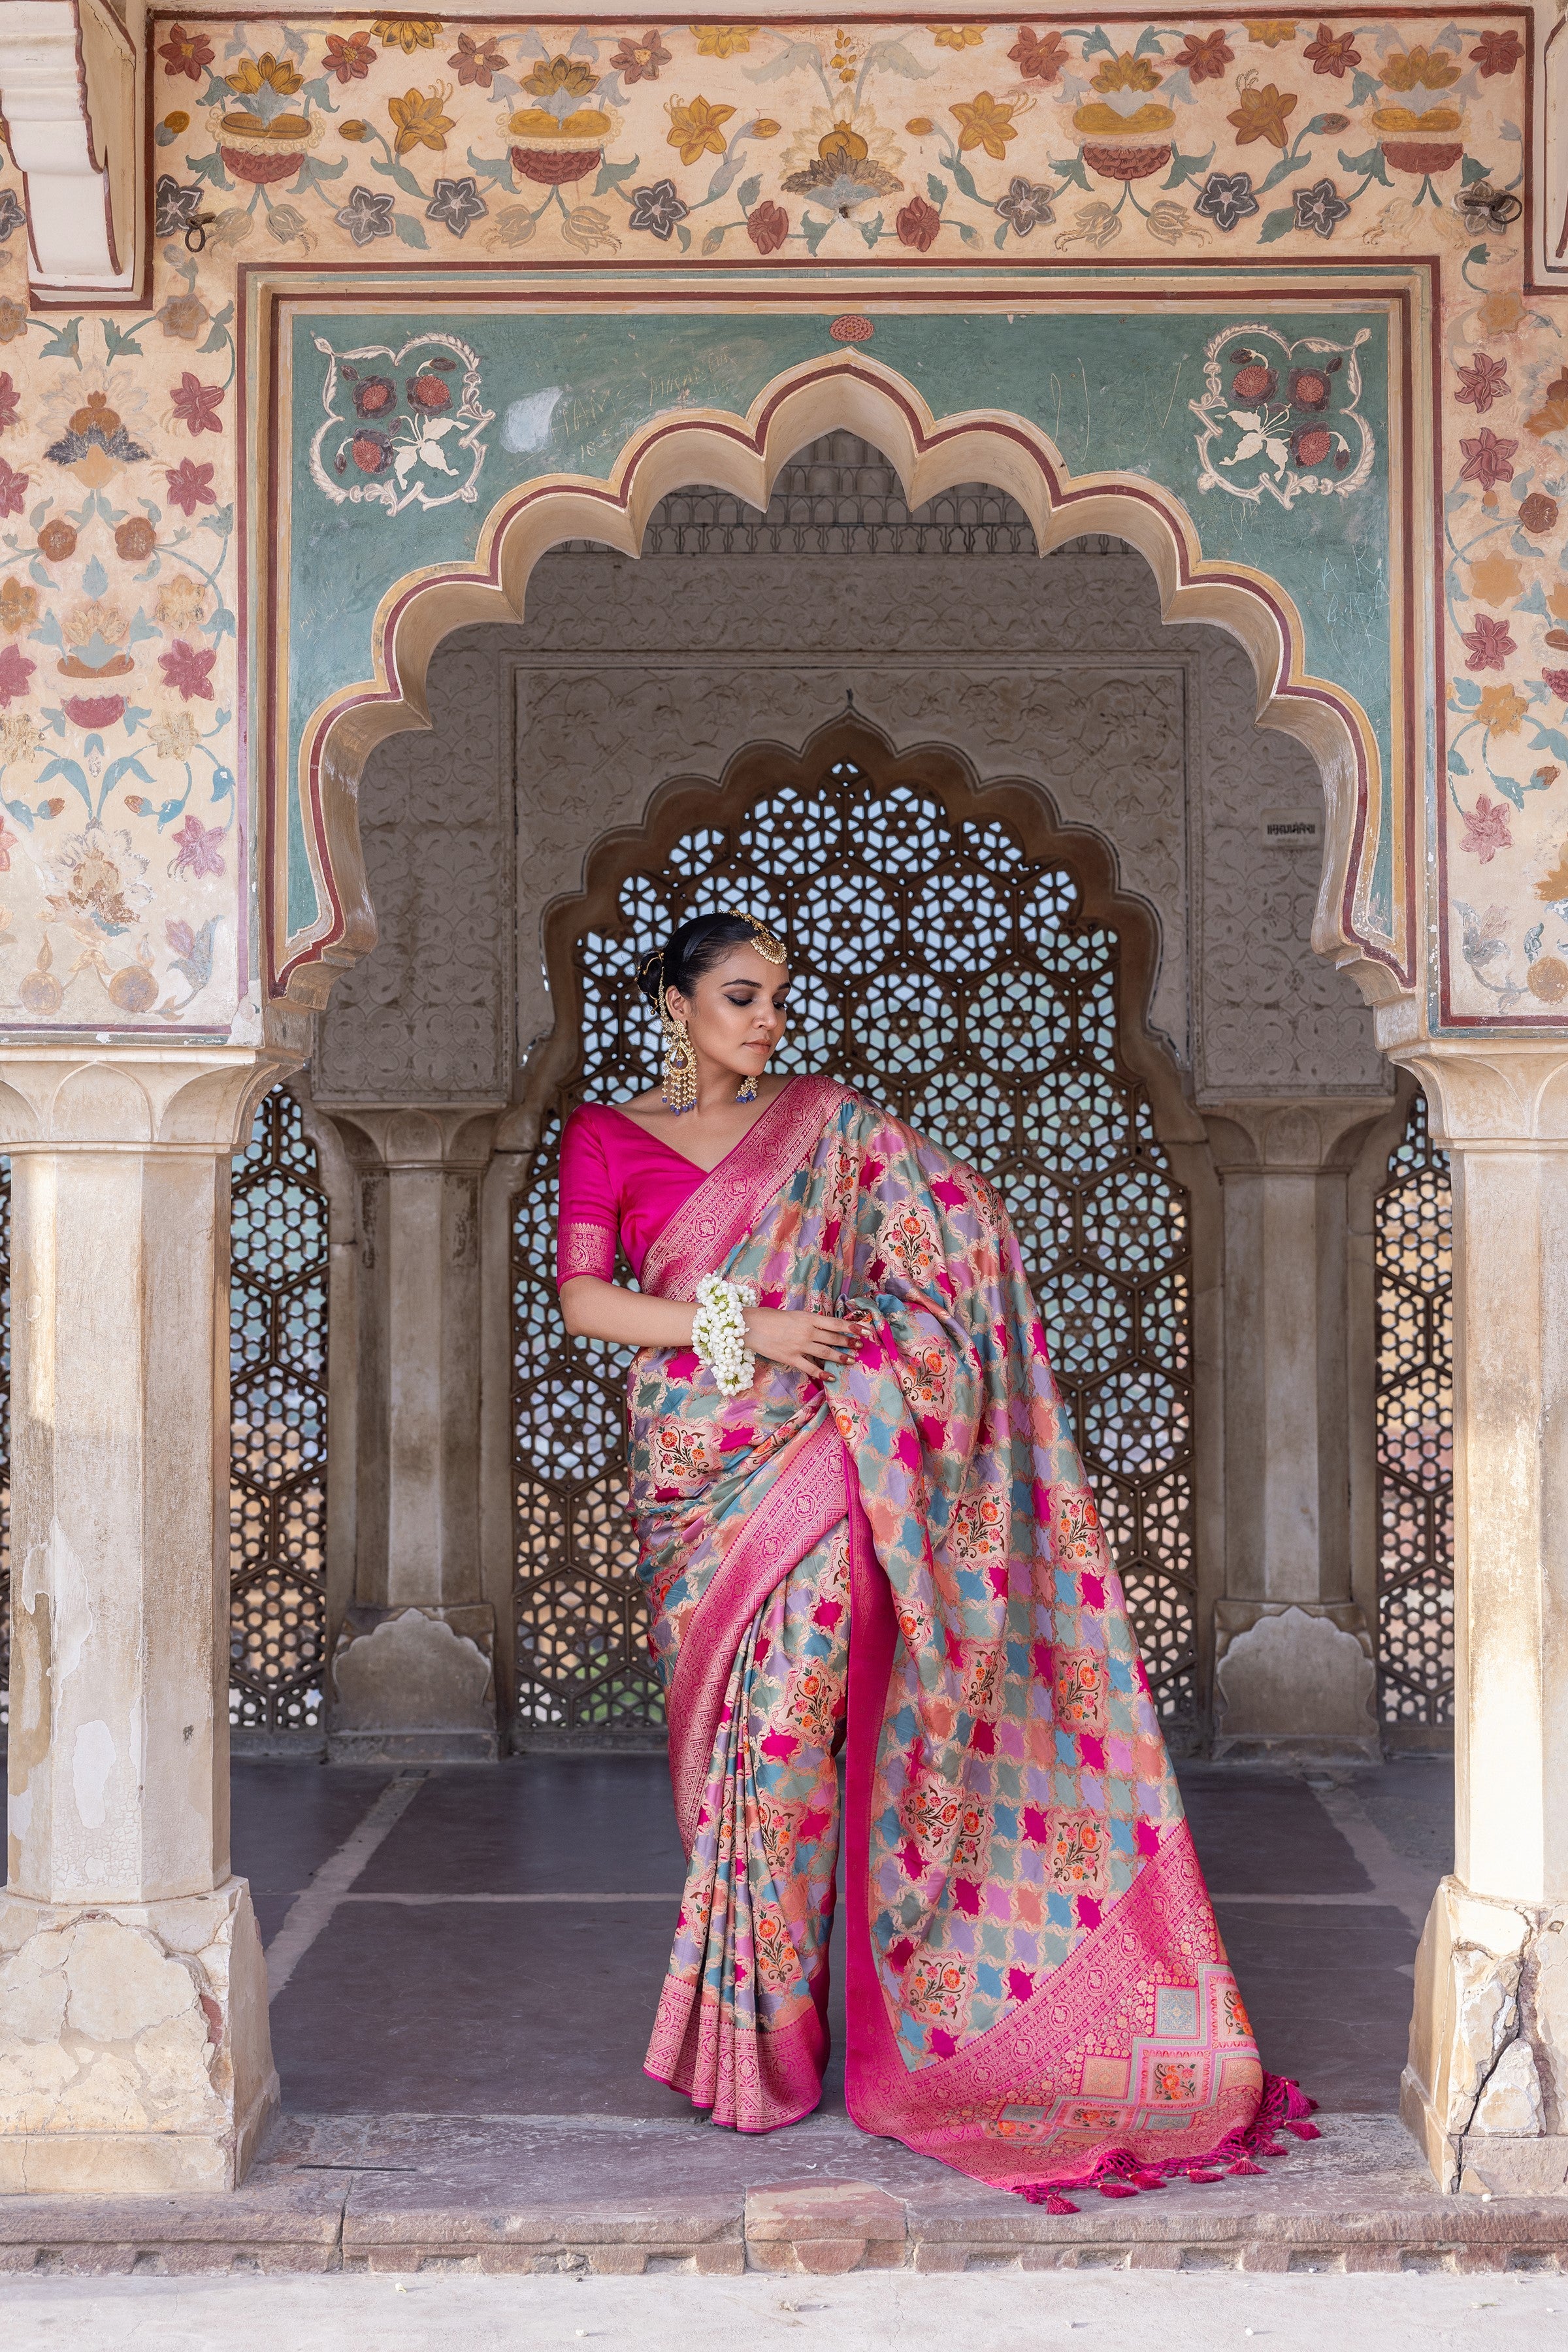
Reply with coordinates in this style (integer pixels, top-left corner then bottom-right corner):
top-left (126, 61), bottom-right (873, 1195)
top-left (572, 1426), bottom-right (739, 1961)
top-left (0, 12), bottom-right (1560, 1030)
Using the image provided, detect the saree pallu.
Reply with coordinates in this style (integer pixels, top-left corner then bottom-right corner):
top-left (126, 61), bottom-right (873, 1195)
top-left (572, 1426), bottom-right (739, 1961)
top-left (630, 1075), bottom-right (1311, 2198)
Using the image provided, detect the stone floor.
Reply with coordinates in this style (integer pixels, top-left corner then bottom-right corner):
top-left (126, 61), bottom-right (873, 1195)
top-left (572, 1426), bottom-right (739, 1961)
top-left (20, 1748), bottom-right (1564, 2279)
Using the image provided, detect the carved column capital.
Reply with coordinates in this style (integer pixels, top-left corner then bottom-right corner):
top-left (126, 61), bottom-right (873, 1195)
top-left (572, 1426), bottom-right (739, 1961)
top-left (0, 1045), bottom-right (299, 1155)
top-left (1390, 1039), bottom-right (1568, 1149)
top-left (0, 0), bottom-right (146, 297)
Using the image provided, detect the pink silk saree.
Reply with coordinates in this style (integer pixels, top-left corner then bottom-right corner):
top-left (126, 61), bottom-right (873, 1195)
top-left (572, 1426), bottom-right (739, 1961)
top-left (566, 1073), bottom-right (1313, 2200)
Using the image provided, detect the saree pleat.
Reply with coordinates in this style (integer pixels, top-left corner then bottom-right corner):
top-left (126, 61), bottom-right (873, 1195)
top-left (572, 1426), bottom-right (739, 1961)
top-left (621, 1075), bottom-right (1310, 2197)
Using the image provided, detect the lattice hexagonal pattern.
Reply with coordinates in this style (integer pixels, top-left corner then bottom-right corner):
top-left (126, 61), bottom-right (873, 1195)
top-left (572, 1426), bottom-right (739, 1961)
top-left (513, 761), bottom-right (1196, 1732)
top-left (229, 1089), bottom-right (329, 1733)
top-left (1375, 1089), bottom-right (1453, 1725)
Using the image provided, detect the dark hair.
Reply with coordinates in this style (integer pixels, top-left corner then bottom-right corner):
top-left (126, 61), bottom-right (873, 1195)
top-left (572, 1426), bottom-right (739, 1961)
top-left (636, 914), bottom-right (781, 1007)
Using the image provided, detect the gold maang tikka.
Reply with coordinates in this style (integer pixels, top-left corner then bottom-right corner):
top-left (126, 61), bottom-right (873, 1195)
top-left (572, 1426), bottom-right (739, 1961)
top-left (734, 916), bottom-right (786, 1103)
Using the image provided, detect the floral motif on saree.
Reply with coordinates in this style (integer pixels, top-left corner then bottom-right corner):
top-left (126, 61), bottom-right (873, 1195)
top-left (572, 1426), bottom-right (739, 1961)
top-left (580, 1074), bottom-right (1313, 2196)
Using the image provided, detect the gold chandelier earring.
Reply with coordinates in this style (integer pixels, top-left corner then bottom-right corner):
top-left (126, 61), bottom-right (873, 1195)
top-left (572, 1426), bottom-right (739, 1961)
top-left (660, 1002), bottom-right (697, 1116)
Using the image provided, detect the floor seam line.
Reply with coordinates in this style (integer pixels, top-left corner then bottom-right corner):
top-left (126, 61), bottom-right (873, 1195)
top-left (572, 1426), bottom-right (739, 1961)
top-left (263, 1771), bottom-right (429, 2000)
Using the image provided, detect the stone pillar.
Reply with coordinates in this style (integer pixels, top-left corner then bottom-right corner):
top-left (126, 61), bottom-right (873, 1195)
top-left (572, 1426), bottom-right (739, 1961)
top-left (1398, 1043), bottom-right (1568, 2195)
top-left (0, 1048), bottom-right (289, 2193)
top-left (325, 1107), bottom-right (503, 1761)
top-left (1203, 1098), bottom-right (1388, 1756)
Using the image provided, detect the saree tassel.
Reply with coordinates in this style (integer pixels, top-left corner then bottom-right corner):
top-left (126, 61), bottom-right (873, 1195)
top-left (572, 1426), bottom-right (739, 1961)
top-left (1098, 2181), bottom-right (1139, 2200)
top-left (1185, 2170), bottom-right (1224, 2184)
top-left (1227, 2161), bottom-right (1266, 2176)
top-left (1019, 2188), bottom-right (1081, 2214)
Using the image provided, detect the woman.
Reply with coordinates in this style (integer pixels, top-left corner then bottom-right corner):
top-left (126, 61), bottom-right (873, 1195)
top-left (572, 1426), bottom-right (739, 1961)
top-left (557, 910), bottom-right (1311, 2202)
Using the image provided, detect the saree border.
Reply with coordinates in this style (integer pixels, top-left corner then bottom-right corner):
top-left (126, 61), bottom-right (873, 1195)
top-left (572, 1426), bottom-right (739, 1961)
top-left (640, 1075), bottom-right (854, 1302)
top-left (666, 1416), bottom-right (849, 1854)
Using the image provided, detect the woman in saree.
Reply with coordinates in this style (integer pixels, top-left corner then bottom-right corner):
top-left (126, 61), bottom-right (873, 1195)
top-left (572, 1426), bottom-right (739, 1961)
top-left (557, 911), bottom-right (1311, 2204)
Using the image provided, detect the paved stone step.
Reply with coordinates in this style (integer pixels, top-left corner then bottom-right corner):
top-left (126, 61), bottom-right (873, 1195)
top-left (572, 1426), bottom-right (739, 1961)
top-left (1, 2110), bottom-right (1566, 2277)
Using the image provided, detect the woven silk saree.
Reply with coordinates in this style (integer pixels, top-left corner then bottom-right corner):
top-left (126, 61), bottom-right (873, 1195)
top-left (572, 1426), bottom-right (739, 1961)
top-left (627, 1074), bottom-right (1309, 2198)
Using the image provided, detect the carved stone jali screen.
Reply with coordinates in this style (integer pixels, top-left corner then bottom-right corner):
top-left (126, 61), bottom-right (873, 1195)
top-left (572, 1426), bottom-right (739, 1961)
top-left (511, 756), bottom-right (1198, 1738)
top-left (229, 1088), bottom-right (331, 1733)
top-left (1373, 1090), bottom-right (1454, 1725)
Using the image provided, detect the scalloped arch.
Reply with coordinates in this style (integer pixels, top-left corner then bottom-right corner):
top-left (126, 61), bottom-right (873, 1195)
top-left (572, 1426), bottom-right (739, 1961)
top-left (288, 350), bottom-right (1396, 1013)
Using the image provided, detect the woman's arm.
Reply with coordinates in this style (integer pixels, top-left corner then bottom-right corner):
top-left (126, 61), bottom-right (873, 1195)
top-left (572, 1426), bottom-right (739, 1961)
top-left (559, 1277), bottom-right (862, 1375)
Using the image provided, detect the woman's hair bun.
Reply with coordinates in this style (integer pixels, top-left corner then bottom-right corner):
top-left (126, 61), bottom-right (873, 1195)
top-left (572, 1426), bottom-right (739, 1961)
top-left (636, 914), bottom-right (783, 1009)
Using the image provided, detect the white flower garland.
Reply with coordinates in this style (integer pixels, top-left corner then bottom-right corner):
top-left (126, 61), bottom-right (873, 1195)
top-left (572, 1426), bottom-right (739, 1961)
top-left (691, 1273), bottom-right (759, 1397)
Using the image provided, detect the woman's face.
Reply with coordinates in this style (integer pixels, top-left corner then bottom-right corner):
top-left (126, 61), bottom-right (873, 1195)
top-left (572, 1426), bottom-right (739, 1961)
top-left (670, 945), bottom-right (790, 1086)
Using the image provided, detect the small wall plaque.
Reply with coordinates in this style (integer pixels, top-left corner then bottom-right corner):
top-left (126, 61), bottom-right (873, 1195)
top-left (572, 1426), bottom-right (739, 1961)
top-left (1260, 809), bottom-right (1322, 851)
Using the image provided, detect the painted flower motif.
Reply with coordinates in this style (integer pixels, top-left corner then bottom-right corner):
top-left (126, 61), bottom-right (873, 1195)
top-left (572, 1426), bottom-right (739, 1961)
top-left (165, 459), bottom-right (217, 515)
top-left (426, 176), bottom-right (487, 237)
top-left (0, 301), bottom-right (26, 344)
top-left (1090, 52), bottom-right (1161, 91)
top-left (155, 575), bottom-right (207, 630)
top-left (1477, 684), bottom-right (1530, 735)
top-left (371, 17), bottom-right (442, 53)
top-left (170, 813), bottom-right (226, 879)
top-left (666, 94), bottom-right (735, 164)
top-left (1194, 171), bottom-right (1258, 232)
top-left (1171, 29), bottom-right (1233, 81)
top-left (1461, 613), bottom-right (1518, 672)
top-left (0, 192), bottom-right (22, 244)
top-left (0, 580), bottom-right (37, 634)
top-left (1520, 493), bottom-right (1561, 536)
top-left (745, 199), bottom-right (789, 253)
top-left (1478, 289), bottom-right (1527, 340)
top-left (1292, 425), bottom-right (1331, 465)
top-left (225, 52), bottom-right (304, 97)
top-left (0, 374), bottom-right (18, 436)
top-left (1459, 428), bottom-right (1519, 491)
top-left (158, 23), bottom-right (214, 80)
top-left (628, 178), bottom-right (689, 240)
top-left (446, 32), bottom-right (505, 87)
top-left (1470, 29), bottom-right (1524, 77)
top-left (1457, 181), bottom-right (1524, 235)
top-left (1227, 82), bottom-right (1297, 149)
top-left (0, 457), bottom-right (27, 519)
top-left (351, 374), bottom-right (397, 417)
top-left (691, 24), bottom-right (755, 54)
top-left (38, 519), bottom-right (77, 562)
top-left (1302, 23), bottom-right (1359, 76)
top-left (931, 24), bottom-right (983, 48)
top-left (0, 712), bottom-right (37, 761)
top-left (159, 639), bottom-right (218, 700)
top-left (157, 293), bottom-right (210, 343)
top-left (523, 54), bottom-right (598, 98)
top-left (996, 176), bottom-right (1055, 236)
top-left (336, 185), bottom-right (396, 245)
top-left (388, 85), bottom-right (455, 154)
top-left (1294, 177), bottom-right (1349, 238)
top-left (0, 645), bottom-right (34, 707)
top-left (1288, 365), bottom-right (1331, 409)
top-left (1233, 361), bottom-right (1277, 401)
top-left (114, 517), bottom-right (157, 563)
top-left (610, 32), bottom-right (672, 82)
top-left (951, 92), bottom-right (1018, 159)
top-left (1380, 45), bottom-right (1460, 89)
top-left (1008, 27), bottom-right (1068, 83)
top-left (1459, 794), bottom-right (1512, 862)
top-left (896, 193), bottom-right (942, 250)
top-left (171, 373), bottom-right (225, 436)
top-left (1470, 553), bottom-right (1524, 606)
top-left (154, 176), bottom-right (206, 240)
top-left (1455, 353), bottom-right (1508, 415)
top-left (780, 112), bottom-right (902, 207)
top-left (150, 710), bottom-right (199, 759)
top-left (1545, 670), bottom-right (1568, 702)
top-left (1245, 19), bottom-right (1298, 43)
top-left (404, 369), bottom-right (451, 412)
top-left (323, 31), bottom-right (378, 82)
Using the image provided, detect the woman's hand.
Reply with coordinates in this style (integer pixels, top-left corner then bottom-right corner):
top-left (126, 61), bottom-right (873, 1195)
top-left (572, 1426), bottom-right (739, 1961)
top-left (745, 1306), bottom-right (864, 1378)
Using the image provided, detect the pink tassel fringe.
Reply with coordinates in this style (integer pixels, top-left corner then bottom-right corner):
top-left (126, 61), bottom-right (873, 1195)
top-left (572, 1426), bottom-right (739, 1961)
top-left (1017, 2073), bottom-right (1317, 2208)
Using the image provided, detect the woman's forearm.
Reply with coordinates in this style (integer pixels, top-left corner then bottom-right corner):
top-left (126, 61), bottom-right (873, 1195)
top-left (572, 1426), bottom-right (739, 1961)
top-left (559, 1276), bottom-right (698, 1349)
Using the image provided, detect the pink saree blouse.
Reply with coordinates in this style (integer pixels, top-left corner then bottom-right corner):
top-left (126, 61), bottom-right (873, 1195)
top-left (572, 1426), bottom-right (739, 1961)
top-left (558, 1096), bottom-right (812, 1287)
